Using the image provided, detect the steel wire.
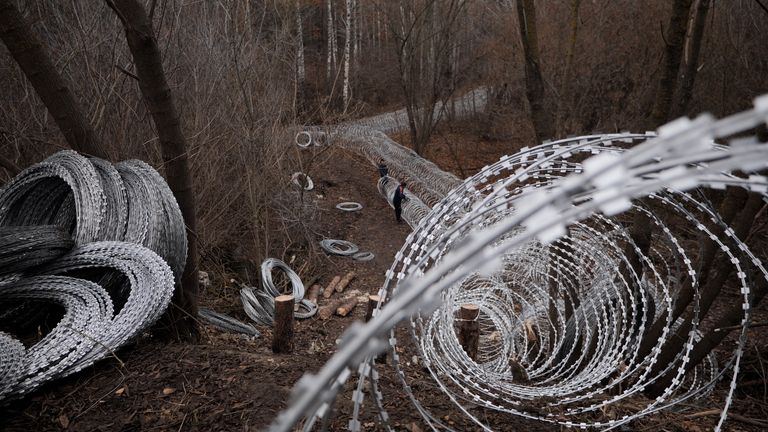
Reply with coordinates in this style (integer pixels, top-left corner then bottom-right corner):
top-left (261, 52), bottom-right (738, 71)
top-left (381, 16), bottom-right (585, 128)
top-left (0, 151), bottom-right (186, 402)
top-left (272, 97), bottom-right (768, 432)
top-left (319, 239), bottom-right (360, 256)
top-left (198, 307), bottom-right (261, 337)
top-left (0, 226), bottom-right (74, 275)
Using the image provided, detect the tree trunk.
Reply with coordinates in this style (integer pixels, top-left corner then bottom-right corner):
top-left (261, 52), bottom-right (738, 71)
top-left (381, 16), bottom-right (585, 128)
top-left (675, 0), bottom-right (711, 116)
top-left (110, 0), bottom-right (199, 341)
top-left (637, 187), bottom-right (748, 360)
top-left (646, 192), bottom-right (763, 396)
top-left (650, 0), bottom-right (693, 126)
top-left (326, 0), bottom-right (334, 83)
top-left (516, 0), bottom-right (554, 142)
top-left (342, 0), bottom-right (353, 111)
top-left (0, 0), bottom-right (107, 159)
top-left (556, 0), bottom-right (581, 136)
top-left (295, 0), bottom-right (305, 86)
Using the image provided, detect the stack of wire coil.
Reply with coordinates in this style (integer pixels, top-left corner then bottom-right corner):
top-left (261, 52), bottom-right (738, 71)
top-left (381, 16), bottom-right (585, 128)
top-left (0, 150), bottom-right (184, 402)
top-left (240, 258), bottom-right (316, 325)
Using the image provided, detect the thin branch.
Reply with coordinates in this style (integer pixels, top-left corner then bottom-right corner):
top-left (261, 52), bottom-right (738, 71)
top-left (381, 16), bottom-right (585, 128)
top-left (115, 64), bottom-right (139, 81)
top-left (754, 0), bottom-right (768, 16)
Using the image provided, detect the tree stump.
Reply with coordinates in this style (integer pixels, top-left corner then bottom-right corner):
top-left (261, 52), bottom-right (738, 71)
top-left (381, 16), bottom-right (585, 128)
top-left (365, 295), bottom-right (388, 364)
top-left (365, 295), bottom-right (381, 322)
top-left (272, 295), bottom-right (294, 354)
top-left (458, 304), bottom-right (480, 361)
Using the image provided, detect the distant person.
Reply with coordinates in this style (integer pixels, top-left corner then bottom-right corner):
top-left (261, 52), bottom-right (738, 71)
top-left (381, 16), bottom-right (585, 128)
top-left (392, 182), bottom-right (408, 223)
top-left (377, 159), bottom-right (389, 178)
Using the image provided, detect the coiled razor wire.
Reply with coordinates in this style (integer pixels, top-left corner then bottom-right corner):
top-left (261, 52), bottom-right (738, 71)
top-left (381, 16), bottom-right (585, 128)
top-left (240, 258), bottom-right (316, 325)
top-left (0, 151), bottom-right (185, 402)
top-left (271, 96), bottom-right (768, 432)
top-left (291, 172), bottom-right (314, 191)
top-left (294, 89), bottom-right (484, 208)
top-left (335, 202), bottom-right (363, 212)
top-left (352, 251), bottom-right (374, 262)
top-left (320, 239), bottom-right (360, 256)
top-left (0, 226), bottom-right (74, 276)
top-left (377, 176), bottom-right (431, 229)
top-left (198, 307), bottom-right (261, 337)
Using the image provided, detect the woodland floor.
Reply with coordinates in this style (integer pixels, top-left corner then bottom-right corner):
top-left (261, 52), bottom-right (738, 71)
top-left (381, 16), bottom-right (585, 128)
top-left (2, 124), bottom-right (768, 431)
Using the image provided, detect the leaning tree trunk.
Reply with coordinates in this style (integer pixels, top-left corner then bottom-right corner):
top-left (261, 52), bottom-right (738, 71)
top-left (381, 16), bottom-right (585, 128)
top-left (675, 0), bottom-right (711, 116)
top-left (0, 0), bottom-right (107, 159)
top-left (109, 0), bottom-right (199, 341)
top-left (650, 0), bottom-right (693, 127)
top-left (516, 0), bottom-right (554, 142)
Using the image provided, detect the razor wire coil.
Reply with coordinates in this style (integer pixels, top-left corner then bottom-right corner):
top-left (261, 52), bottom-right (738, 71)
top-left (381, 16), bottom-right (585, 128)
top-left (0, 151), bottom-right (184, 402)
top-left (272, 96), bottom-right (768, 432)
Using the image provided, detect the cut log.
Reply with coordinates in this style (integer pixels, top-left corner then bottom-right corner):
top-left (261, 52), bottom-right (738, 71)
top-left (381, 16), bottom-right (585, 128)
top-left (307, 284), bottom-right (322, 304)
top-left (335, 271), bottom-right (356, 294)
top-left (365, 294), bottom-right (381, 322)
top-left (319, 298), bottom-right (346, 320)
top-left (458, 304), bottom-right (480, 361)
top-left (324, 276), bottom-right (342, 298)
top-left (336, 296), bottom-right (359, 317)
top-left (272, 295), bottom-right (294, 354)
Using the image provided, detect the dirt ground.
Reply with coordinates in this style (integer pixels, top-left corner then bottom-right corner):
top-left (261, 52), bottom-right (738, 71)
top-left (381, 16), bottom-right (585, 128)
top-left (2, 132), bottom-right (768, 431)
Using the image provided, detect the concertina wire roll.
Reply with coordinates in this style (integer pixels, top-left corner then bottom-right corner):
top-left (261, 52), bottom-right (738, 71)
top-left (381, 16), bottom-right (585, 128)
top-left (280, 96), bottom-right (768, 431)
top-left (0, 150), bottom-right (186, 401)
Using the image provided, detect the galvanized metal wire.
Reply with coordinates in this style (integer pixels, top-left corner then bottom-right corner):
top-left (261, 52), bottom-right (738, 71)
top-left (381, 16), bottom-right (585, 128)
top-left (273, 96), bottom-right (768, 432)
top-left (240, 258), bottom-right (315, 325)
top-left (0, 151), bottom-right (185, 402)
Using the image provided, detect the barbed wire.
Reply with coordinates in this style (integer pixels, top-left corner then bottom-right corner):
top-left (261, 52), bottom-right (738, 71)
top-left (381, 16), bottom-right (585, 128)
top-left (275, 96), bottom-right (768, 431)
top-left (0, 151), bottom-right (184, 402)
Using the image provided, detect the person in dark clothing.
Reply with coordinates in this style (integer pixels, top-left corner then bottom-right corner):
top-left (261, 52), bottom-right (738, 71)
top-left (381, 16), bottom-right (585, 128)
top-left (377, 159), bottom-right (389, 178)
top-left (392, 183), bottom-right (407, 223)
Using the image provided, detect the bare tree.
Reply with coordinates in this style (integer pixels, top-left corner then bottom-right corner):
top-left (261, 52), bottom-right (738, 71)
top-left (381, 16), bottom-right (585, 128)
top-left (555, 0), bottom-right (581, 136)
top-left (389, 0), bottom-right (468, 155)
top-left (342, 0), bottom-right (352, 110)
top-left (649, 0), bottom-right (693, 126)
top-left (516, 0), bottom-right (554, 142)
top-left (107, 0), bottom-right (200, 341)
top-left (674, 0), bottom-right (711, 116)
top-left (0, 0), bottom-right (107, 159)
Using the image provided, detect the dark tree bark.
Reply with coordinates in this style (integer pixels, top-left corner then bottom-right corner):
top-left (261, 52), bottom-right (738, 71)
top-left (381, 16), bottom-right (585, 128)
top-left (109, 0), bottom-right (199, 341)
top-left (516, 0), bottom-right (554, 142)
top-left (637, 186), bottom-right (747, 360)
top-left (675, 0), bottom-right (711, 116)
top-left (556, 0), bottom-right (581, 136)
top-left (272, 295), bottom-right (295, 354)
top-left (646, 192), bottom-right (764, 397)
top-left (458, 304), bottom-right (480, 361)
top-left (650, 0), bottom-right (693, 126)
top-left (0, 0), bottom-right (107, 158)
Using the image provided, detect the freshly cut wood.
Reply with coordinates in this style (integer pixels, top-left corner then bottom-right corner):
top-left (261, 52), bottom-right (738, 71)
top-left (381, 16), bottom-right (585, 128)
top-left (365, 294), bottom-right (381, 322)
top-left (458, 304), bottom-right (480, 361)
top-left (335, 295), bottom-right (359, 317)
top-left (307, 284), bottom-right (322, 304)
top-left (272, 295), bottom-right (295, 354)
top-left (319, 298), bottom-right (346, 320)
top-left (324, 276), bottom-right (342, 298)
top-left (335, 271), bottom-right (356, 293)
